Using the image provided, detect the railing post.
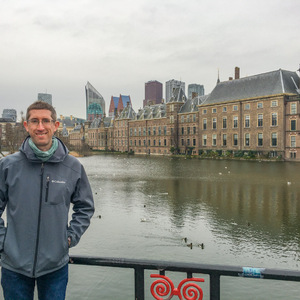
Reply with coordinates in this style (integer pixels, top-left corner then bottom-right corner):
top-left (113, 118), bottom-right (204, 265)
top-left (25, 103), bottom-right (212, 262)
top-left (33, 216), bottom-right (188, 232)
top-left (134, 266), bottom-right (144, 300)
top-left (210, 273), bottom-right (220, 300)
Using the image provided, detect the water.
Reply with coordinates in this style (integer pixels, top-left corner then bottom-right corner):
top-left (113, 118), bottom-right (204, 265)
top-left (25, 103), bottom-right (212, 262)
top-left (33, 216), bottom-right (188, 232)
top-left (67, 155), bottom-right (299, 299)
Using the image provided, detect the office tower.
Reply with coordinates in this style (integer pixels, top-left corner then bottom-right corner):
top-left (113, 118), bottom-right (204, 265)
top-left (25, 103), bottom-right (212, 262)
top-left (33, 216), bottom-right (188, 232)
top-left (2, 109), bottom-right (17, 121)
top-left (85, 81), bottom-right (105, 121)
top-left (144, 80), bottom-right (163, 107)
top-left (38, 93), bottom-right (52, 105)
top-left (165, 79), bottom-right (185, 103)
top-left (188, 84), bottom-right (205, 99)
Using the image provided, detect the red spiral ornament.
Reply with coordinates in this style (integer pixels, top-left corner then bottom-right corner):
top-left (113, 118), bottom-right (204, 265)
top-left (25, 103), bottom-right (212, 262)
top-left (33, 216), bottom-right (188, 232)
top-left (150, 275), bottom-right (205, 300)
top-left (150, 275), bottom-right (174, 300)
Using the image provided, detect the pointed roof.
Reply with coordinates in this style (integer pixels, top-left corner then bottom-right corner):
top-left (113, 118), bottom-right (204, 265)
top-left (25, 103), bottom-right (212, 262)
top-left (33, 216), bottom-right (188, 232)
top-left (205, 69), bottom-right (299, 105)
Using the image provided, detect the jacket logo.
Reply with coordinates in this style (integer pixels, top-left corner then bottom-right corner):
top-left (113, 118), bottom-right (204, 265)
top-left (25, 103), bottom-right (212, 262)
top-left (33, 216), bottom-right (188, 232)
top-left (51, 180), bottom-right (66, 184)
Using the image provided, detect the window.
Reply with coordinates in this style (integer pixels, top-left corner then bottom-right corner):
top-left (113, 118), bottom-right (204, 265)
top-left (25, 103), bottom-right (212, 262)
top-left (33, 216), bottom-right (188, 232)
top-left (212, 134), bottom-right (217, 146)
top-left (187, 127), bottom-right (190, 134)
top-left (187, 139), bottom-right (190, 146)
top-left (245, 103), bottom-right (250, 110)
top-left (223, 134), bottom-right (227, 146)
top-left (233, 105), bottom-right (238, 111)
top-left (164, 139), bottom-right (167, 146)
top-left (193, 127), bottom-right (196, 134)
top-left (244, 133), bottom-right (250, 146)
top-left (291, 103), bottom-right (297, 114)
top-left (158, 127), bottom-right (161, 135)
top-left (233, 116), bottom-right (238, 128)
top-left (181, 127), bottom-right (184, 135)
top-left (272, 113), bottom-right (277, 126)
top-left (212, 118), bottom-right (217, 129)
top-left (134, 128), bottom-right (137, 136)
top-left (233, 134), bottom-right (238, 146)
top-left (203, 109), bottom-right (207, 114)
top-left (202, 135), bottom-right (207, 146)
top-left (170, 104), bottom-right (174, 112)
top-left (291, 136), bottom-right (296, 148)
top-left (181, 139), bottom-right (184, 146)
top-left (193, 139), bottom-right (196, 146)
top-left (245, 115), bottom-right (250, 128)
top-left (148, 127), bottom-right (151, 136)
top-left (193, 114), bottom-right (196, 122)
top-left (170, 116), bottom-right (174, 123)
top-left (153, 127), bottom-right (156, 135)
top-left (187, 115), bottom-right (190, 122)
top-left (222, 117), bottom-right (227, 129)
top-left (130, 128), bottom-right (133, 136)
top-left (181, 116), bottom-right (185, 123)
top-left (258, 133), bottom-right (263, 146)
top-left (153, 140), bottom-right (156, 146)
top-left (257, 102), bottom-right (263, 109)
top-left (258, 114), bottom-right (263, 127)
top-left (212, 108), bottom-right (217, 113)
top-left (271, 133), bottom-right (277, 147)
top-left (143, 127), bottom-right (146, 136)
top-left (223, 107), bottom-right (227, 112)
top-left (203, 119), bottom-right (207, 130)
top-left (291, 120), bottom-right (296, 131)
top-left (271, 100), bottom-right (278, 107)
top-left (138, 127), bottom-right (141, 136)
top-left (164, 126), bottom-right (167, 135)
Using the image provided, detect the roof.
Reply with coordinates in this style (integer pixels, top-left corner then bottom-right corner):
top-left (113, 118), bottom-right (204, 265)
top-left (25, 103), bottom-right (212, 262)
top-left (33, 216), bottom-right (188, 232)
top-left (180, 94), bottom-right (210, 113)
top-left (136, 104), bottom-right (166, 120)
top-left (120, 95), bottom-right (131, 107)
top-left (204, 69), bottom-right (300, 105)
top-left (113, 97), bottom-right (119, 108)
top-left (117, 104), bottom-right (136, 120)
top-left (169, 87), bottom-right (187, 103)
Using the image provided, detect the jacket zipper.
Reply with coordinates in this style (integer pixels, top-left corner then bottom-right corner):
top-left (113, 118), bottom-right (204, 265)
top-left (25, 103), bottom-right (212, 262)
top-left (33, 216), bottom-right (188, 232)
top-left (45, 176), bottom-right (50, 202)
top-left (32, 163), bottom-right (44, 277)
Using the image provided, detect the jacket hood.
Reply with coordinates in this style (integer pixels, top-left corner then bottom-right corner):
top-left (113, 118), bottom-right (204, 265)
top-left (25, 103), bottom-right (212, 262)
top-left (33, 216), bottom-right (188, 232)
top-left (20, 136), bottom-right (69, 163)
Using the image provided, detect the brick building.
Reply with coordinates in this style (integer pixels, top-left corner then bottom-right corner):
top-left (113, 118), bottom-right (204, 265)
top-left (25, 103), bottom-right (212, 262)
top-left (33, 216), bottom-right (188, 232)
top-left (84, 67), bottom-right (300, 161)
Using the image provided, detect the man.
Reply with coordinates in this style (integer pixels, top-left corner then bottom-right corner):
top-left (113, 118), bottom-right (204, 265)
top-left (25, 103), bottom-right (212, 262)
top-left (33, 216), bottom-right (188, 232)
top-left (0, 101), bottom-right (94, 300)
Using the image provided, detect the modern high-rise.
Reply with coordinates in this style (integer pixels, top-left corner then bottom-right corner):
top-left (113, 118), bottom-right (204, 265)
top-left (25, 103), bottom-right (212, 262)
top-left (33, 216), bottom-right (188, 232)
top-left (144, 80), bottom-right (163, 107)
top-left (38, 93), bottom-right (52, 105)
top-left (85, 82), bottom-right (105, 121)
top-left (188, 84), bottom-right (205, 99)
top-left (2, 109), bottom-right (17, 121)
top-left (165, 79), bottom-right (185, 103)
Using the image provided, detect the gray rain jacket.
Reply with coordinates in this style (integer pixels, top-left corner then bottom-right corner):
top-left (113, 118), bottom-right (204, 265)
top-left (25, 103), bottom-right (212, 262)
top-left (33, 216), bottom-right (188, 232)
top-left (0, 137), bottom-right (94, 277)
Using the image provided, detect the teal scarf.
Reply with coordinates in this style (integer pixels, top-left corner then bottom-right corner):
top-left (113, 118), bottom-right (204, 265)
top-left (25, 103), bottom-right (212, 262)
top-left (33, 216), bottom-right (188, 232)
top-left (28, 137), bottom-right (58, 162)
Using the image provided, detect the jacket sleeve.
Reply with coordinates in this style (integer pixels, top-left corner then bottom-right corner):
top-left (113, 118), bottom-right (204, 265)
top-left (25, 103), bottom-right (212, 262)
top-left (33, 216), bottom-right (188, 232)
top-left (0, 161), bottom-right (8, 252)
top-left (67, 164), bottom-right (94, 248)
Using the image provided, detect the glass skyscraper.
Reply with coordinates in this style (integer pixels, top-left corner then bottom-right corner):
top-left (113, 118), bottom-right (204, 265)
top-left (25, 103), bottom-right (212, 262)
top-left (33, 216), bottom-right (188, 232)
top-left (85, 82), bottom-right (105, 121)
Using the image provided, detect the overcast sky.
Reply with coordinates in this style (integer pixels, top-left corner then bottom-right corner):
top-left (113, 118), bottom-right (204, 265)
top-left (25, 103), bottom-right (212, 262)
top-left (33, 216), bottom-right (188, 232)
top-left (0, 0), bottom-right (299, 119)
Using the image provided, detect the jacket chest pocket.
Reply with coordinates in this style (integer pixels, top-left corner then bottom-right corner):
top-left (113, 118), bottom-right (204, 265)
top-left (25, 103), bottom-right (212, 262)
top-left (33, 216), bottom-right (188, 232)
top-left (45, 175), bottom-right (69, 205)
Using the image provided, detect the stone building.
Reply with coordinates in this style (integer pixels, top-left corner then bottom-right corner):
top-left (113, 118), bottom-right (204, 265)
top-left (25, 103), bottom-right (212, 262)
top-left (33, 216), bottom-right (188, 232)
top-left (84, 67), bottom-right (300, 161)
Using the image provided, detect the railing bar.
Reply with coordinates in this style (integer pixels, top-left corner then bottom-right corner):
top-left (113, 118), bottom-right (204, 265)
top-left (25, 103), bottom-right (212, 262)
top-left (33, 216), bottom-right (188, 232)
top-left (134, 267), bottom-right (144, 300)
top-left (210, 273), bottom-right (220, 300)
top-left (69, 255), bottom-right (300, 282)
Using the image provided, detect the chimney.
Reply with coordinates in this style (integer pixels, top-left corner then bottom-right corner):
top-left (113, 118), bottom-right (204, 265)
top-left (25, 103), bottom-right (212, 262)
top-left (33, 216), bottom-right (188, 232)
top-left (235, 67), bottom-right (240, 80)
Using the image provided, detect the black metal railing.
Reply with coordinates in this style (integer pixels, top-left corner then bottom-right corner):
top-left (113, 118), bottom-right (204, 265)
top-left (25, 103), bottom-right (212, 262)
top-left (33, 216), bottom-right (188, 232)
top-left (69, 255), bottom-right (300, 300)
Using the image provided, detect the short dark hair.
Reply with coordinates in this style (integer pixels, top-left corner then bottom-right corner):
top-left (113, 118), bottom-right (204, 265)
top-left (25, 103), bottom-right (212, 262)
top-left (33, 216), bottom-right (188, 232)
top-left (26, 101), bottom-right (57, 121)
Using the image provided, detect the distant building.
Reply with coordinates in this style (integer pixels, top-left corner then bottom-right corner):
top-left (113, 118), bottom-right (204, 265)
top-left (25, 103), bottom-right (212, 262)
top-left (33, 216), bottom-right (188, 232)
top-left (2, 109), bottom-right (17, 121)
top-left (38, 93), bottom-right (52, 105)
top-left (85, 82), bottom-right (105, 121)
top-left (165, 79), bottom-right (185, 103)
top-left (188, 84), bottom-right (205, 99)
top-left (144, 80), bottom-right (163, 107)
top-left (108, 94), bottom-right (132, 117)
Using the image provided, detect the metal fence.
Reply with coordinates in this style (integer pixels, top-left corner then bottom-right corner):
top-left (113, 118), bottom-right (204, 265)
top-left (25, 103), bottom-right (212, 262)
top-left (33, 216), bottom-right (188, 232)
top-left (69, 255), bottom-right (300, 300)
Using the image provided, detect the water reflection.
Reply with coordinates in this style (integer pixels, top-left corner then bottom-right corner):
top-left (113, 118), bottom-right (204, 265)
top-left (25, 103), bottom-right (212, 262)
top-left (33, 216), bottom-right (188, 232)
top-left (72, 155), bottom-right (300, 299)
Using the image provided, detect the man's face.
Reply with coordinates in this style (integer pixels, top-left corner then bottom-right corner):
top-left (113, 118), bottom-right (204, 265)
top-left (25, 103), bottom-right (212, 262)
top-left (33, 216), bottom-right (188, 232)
top-left (23, 109), bottom-right (60, 151)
